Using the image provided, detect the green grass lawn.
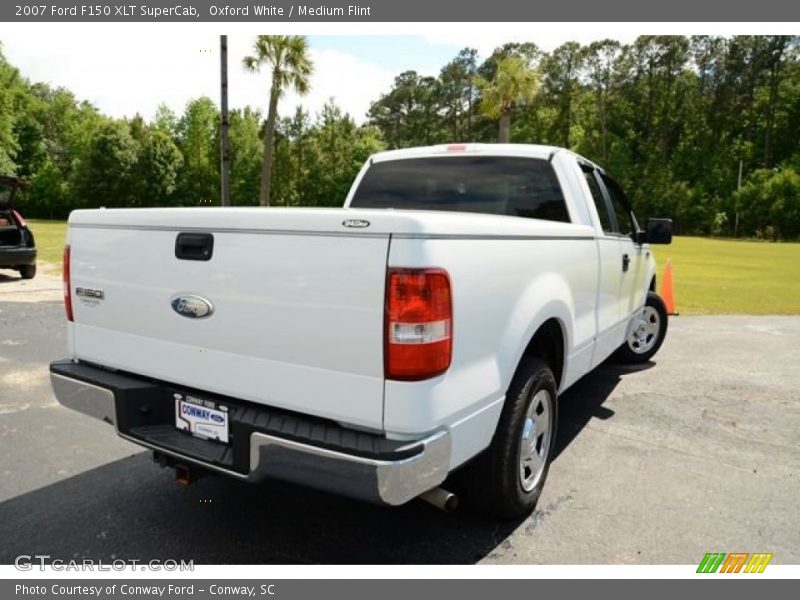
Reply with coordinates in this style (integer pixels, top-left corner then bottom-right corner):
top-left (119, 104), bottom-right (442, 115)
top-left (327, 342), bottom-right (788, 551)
top-left (27, 219), bottom-right (68, 267)
top-left (23, 220), bottom-right (800, 314)
top-left (652, 236), bottom-right (800, 315)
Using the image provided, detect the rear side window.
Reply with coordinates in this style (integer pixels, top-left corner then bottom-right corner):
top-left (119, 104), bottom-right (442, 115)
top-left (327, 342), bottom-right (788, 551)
top-left (582, 168), bottom-right (613, 233)
top-left (600, 174), bottom-right (635, 235)
top-left (350, 156), bottom-right (571, 223)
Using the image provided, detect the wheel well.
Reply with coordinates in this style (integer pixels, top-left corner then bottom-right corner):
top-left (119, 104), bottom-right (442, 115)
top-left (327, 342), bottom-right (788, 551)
top-left (522, 319), bottom-right (565, 389)
top-left (649, 275), bottom-right (657, 292)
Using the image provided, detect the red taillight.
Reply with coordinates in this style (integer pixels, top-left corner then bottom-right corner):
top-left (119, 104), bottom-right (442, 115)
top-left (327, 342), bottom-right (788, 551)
top-left (385, 268), bottom-right (452, 381)
top-left (63, 245), bottom-right (73, 322)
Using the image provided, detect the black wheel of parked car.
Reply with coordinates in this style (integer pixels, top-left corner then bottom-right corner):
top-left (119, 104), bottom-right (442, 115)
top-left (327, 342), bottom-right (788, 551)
top-left (18, 263), bottom-right (36, 279)
top-left (465, 356), bottom-right (558, 519)
top-left (616, 291), bottom-right (668, 364)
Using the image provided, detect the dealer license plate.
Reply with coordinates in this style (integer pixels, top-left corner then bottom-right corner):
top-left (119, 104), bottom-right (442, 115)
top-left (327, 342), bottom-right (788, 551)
top-left (174, 393), bottom-right (229, 444)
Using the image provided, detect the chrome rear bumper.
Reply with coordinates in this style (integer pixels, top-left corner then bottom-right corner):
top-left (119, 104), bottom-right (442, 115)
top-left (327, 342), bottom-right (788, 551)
top-left (50, 361), bottom-right (450, 506)
top-left (51, 373), bottom-right (117, 425)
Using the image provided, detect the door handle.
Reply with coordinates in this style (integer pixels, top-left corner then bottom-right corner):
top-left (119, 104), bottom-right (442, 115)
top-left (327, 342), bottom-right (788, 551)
top-left (622, 253), bottom-right (630, 272)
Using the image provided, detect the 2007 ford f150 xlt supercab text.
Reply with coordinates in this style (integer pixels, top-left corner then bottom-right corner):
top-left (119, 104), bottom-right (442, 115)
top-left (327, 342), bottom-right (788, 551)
top-left (50, 144), bottom-right (672, 518)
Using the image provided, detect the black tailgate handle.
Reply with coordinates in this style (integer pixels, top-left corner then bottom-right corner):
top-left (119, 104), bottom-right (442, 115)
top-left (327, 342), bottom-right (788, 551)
top-left (175, 232), bottom-right (214, 261)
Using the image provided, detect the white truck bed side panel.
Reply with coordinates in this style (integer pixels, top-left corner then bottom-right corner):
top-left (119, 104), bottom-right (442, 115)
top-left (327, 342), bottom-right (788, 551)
top-left (383, 225), bottom-right (597, 449)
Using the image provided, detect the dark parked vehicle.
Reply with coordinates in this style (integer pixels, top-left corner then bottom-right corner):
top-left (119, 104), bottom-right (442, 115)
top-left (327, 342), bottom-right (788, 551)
top-left (0, 176), bottom-right (36, 279)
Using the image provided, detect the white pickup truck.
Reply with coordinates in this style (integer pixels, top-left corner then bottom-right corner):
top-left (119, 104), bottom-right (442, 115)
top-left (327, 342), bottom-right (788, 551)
top-left (51, 144), bottom-right (672, 518)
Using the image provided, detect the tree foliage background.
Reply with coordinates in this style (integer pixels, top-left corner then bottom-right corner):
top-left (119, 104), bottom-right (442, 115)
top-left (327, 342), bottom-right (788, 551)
top-left (2, 35), bottom-right (799, 239)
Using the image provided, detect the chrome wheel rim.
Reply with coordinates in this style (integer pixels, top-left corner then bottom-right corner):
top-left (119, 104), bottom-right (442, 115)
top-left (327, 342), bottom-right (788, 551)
top-left (627, 305), bottom-right (660, 355)
top-left (519, 389), bottom-right (553, 492)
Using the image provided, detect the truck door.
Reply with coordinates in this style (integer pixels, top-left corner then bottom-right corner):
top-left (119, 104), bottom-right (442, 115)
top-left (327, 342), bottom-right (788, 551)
top-left (597, 173), bottom-right (650, 324)
top-left (581, 165), bottom-right (625, 366)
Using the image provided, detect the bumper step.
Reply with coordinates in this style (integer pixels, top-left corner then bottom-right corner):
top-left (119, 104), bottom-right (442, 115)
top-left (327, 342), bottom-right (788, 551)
top-left (50, 359), bottom-right (450, 505)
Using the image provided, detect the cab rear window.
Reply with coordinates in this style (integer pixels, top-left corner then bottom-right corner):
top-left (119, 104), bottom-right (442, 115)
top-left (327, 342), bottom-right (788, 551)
top-left (350, 156), bottom-right (571, 223)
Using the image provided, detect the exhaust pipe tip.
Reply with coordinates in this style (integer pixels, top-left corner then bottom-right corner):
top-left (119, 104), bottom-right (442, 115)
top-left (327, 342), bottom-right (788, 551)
top-left (419, 487), bottom-right (459, 513)
top-left (175, 464), bottom-right (192, 486)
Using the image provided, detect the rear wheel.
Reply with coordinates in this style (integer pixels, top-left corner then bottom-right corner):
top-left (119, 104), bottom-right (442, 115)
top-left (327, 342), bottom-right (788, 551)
top-left (616, 291), bottom-right (668, 364)
top-left (466, 356), bottom-right (558, 519)
top-left (18, 264), bottom-right (36, 280)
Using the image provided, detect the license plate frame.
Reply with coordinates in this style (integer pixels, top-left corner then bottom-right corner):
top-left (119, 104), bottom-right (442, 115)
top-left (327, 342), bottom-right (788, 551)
top-left (174, 393), bottom-right (230, 444)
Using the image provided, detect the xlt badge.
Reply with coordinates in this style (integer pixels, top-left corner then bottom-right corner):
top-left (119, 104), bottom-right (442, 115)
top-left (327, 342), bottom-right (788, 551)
top-left (342, 218), bottom-right (370, 229)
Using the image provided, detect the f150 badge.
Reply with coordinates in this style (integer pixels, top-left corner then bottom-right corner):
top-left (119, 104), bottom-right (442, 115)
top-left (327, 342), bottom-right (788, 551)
top-left (171, 294), bottom-right (214, 319)
top-left (75, 287), bottom-right (104, 307)
top-left (76, 287), bottom-right (104, 300)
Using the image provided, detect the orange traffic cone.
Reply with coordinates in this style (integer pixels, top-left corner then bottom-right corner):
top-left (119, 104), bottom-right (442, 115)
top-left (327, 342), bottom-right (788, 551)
top-left (660, 259), bottom-right (678, 315)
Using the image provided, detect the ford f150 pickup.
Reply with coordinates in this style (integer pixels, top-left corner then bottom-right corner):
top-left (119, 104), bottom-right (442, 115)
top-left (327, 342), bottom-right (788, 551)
top-left (50, 144), bottom-right (672, 518)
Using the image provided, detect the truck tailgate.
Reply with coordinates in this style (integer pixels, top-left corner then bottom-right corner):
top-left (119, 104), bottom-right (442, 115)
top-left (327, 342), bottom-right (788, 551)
top-left (67, 214), bottom-right (389, 430)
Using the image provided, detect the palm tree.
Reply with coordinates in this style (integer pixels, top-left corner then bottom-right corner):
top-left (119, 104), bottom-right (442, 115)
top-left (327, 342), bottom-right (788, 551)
top-left (243, 35), bottom-right (313, 206)
top-left (475, 56), bottom-right (539, 143)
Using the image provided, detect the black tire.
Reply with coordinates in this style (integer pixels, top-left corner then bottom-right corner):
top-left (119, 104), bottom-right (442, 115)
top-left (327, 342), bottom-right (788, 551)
top-left (18, 264), bottom-right (36, 280)
top-left (616, 291), bottom-right (668, 364)
top-left (465, 356), bottom-right (558, 519)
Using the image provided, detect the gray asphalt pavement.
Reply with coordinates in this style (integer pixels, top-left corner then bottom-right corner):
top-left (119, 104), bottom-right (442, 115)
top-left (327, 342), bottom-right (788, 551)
top-left (0, 275), bottom-right (798, 564)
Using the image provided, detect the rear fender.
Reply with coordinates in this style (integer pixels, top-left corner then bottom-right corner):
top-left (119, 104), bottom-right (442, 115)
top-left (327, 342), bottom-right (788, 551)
top-left (501, 273), bottom-right (574, 393)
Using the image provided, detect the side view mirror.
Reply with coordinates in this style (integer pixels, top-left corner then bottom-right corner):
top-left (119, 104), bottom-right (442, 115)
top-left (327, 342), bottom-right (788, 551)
top-left (639, 218), bottom-right (672, 245)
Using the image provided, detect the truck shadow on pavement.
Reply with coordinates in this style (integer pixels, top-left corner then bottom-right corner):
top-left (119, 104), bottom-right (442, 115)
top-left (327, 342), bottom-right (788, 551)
top-left (553, 359), bottom-right (654, 460)
top-left (0, 361), bottom-right (651, 565)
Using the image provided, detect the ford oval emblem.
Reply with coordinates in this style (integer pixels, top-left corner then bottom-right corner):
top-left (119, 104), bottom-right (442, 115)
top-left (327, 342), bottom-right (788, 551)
top-left (171, 295), bottom-right (214, 319)
top-left (342, 218), bottom-right (370, 229)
